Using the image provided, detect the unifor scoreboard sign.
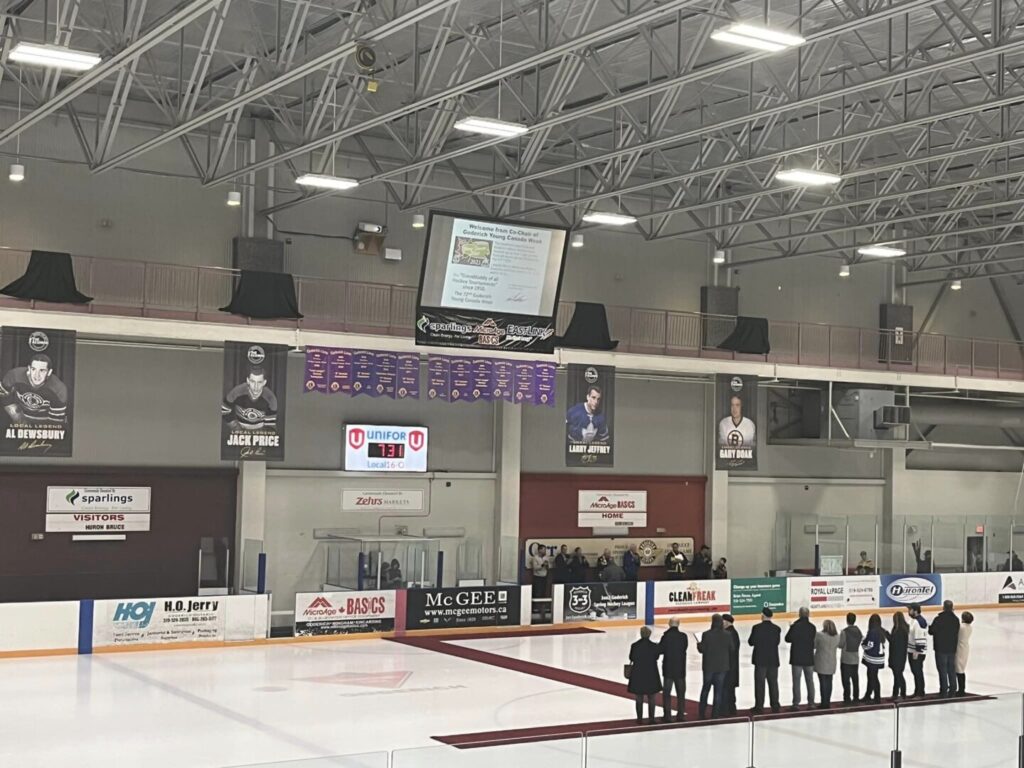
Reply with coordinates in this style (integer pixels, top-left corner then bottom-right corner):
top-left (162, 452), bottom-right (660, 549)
top-left (344, 425), bottom-right (429, 472)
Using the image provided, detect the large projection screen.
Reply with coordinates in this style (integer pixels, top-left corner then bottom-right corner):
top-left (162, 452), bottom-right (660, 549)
top-left (415, 212), bottom-right (569, 353)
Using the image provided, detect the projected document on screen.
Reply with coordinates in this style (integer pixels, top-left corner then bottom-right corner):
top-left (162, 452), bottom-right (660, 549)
top-left (420, 214), bottom-right (566, 317)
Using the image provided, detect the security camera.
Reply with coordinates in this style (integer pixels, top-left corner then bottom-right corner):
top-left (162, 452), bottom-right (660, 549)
top-left (357, 222), bottom-right (384, 234)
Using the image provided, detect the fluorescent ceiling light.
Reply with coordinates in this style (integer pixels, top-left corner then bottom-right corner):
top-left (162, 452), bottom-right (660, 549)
top-left (453, 117), bottom-right (528, 138)
top-left (582, 212), bottom-right (637, 226)
top-left (711, 24), bottom-right (805, 52)
top-left (857, 244), bottom-right (906, 258)
top-left (295, 173), bottom-right (359, 190)
top-left (9, 42), bottom-right (101, 71)
top-left (775, 168), bottom-right (842, 185)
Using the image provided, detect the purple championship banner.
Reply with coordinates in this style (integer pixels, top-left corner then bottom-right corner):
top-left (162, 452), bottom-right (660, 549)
top-left (328, 349), bottom-right (351, 394)
top-left (350, 350), bottom-right (376, 397)
top-left (304, 348), bottom-right (554, 406)
top-left (303, 347), bottom-right (329, 393)
top-left (427, 355), bottom-right (450, 401)
top-left (396, 354), bottom-right (420, 399)
top-left (374, 352), bottom-right (397, 398)
top-left (450, 357), bottom-right (473, 402)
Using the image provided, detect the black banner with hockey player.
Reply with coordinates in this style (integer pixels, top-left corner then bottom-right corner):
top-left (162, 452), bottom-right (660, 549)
top-left (715, 374), bottom-right (758, 470)
top-left (0, 326), bottom-right (76, 457)
top-left (221, 341), bottom-right (288, 461)
top-left (565, 364), bottom-right (614, 467)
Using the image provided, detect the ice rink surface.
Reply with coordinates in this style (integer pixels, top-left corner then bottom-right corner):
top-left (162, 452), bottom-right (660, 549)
top-left (3, 607), bottom-right (1024, 768)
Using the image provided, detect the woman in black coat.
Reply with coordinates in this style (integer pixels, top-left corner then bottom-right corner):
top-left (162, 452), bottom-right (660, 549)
top-left (889, 612), bottom-right (909, 699)
top-left (628, 626), bottom-right (662, 724)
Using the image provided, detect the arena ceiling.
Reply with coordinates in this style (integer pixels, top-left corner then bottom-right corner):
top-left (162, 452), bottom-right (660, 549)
top-left (2, 0), bottom-right (1024, 295)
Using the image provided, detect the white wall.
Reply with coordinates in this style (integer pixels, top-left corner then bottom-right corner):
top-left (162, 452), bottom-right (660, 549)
top-left (520, 373), bottom-right (708, 475)
top-left (263, 471), bottom-right (495, 620)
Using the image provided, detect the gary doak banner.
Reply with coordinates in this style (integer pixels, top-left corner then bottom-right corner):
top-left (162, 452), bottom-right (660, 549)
top-left (565, 364), bottom-right (614, 467)
top-left (221, 341), bottom-right (288, 461)
top-left (715, 374), bottom-right (758, 470)
top-left (0, 326), bottom-right (76, 457)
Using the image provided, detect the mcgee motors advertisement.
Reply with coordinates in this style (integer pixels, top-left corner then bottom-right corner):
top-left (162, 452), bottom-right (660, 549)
top-left (94, 597), bottom-right (225, 646)
top-left (563, 582), bottom-right (638, 622)
top-left (294, 591), bottom-right (396, 636)
top-left (406, 586), bottom-right (520, 629)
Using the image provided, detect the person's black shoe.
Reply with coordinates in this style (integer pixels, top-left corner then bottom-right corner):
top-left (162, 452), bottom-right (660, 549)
top-left (771, 706), bottom-right (781, 714)
top-left (676, 715), bottom-right (686, 722)
top-left (751, 707), bottom-right (763, 715)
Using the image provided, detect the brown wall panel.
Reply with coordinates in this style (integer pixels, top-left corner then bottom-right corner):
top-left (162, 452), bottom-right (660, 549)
top-left (0, 467), bottom-right (236, 602)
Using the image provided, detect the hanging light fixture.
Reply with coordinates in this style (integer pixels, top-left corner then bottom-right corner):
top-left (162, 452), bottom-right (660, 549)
top-left (582, 211), bottom-right (637, 226)
top-left (295, 173), bottom-right (359, 190)
top-left (571, 233), bottom-right (584, 248)
top-left (857, 244), bottom-right (906, 258)
top-left (839, 262), bottom-right (851, 277)
top-left (710, 24), bottom-right (805, 52)
top-left (775, 169), bottom-right (842, 185)
top-left (412, 214), bottom-right (426, 229)
top-left (9, 42), bottom-right (101, 71)
top-left (951, 278), bottom-right (963, 291)
top-left (226, 190), bottom-right (241, 207)
top-left (713, 249), bottom-right (727, 264)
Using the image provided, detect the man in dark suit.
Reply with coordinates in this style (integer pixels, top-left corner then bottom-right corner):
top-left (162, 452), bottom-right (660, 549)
top-left (723, 613), bottom-right (741, 715)
top-left (659, 617), bottom-right (688, 722)
top-left (749, 607), bottom-right (782, 714)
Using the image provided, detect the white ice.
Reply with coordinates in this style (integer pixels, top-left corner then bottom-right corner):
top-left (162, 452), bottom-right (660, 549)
top-left (1, 608), bottom-right (1022, 768)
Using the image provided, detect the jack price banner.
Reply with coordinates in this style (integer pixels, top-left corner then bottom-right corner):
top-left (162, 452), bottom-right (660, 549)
top-left (405, 586), bottom-right (520, 629)
top-left (565, 364), bottom-right (614, 467)
top-left (221, 341), bottom-right (288, 461)
top-left (715, 374), bottom-right (758, 470)
top-left (563, 582), bottom-right (638, 623)
top-left (0, 326), bottom-right (76, 457)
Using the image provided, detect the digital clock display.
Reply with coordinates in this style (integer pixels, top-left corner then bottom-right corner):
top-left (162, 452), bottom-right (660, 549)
top-left (368, 442), bottom-right (405, 459)
top-left (344, 425), bottom-right (429, 472)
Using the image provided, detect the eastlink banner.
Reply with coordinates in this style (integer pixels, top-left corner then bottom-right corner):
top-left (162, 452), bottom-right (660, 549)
top-left (715, 374), bottom-right (758, 470)
top-left (881, 574), bottom-right (942, 607)
top-left (222, 341), bottom-right (288, 461)
top-left (416, 309), bottom-right (557, 353)
top-left (565, 364), bottom-right (615, 467)
top-left (405, 586), bottom-right (520, 629)
top-left (563, 582), bottom-right (638, 623)
top-left (0, 326), bottom-right (76, 457)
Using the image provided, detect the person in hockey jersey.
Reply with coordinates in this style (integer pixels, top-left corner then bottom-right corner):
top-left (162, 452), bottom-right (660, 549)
top-left (718, 394), bottom-right (755, 451)
top-left (566, 385), bottom-right (610, 443)
top-left (0, 354), bottom-right (68, 425)
top-left (222, 367), bottom-right (278, 432)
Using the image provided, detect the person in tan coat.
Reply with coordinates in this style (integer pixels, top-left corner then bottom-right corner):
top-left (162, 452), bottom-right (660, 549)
top-left (955, 612), bottom-right (974, 696)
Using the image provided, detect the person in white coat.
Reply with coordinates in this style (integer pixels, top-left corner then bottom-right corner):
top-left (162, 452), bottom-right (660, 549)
top-left (956, 612), bottom-right (974, 696)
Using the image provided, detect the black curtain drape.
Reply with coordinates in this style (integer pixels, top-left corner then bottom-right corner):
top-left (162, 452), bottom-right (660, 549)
top-left (717, 316), bottom-right (771, 355)
top-left (1, 250), bottom-right (92, 304)
top-left (556, 301), bottom-right (618, 350)
top-left (220, 270), bottom-right (303, 319)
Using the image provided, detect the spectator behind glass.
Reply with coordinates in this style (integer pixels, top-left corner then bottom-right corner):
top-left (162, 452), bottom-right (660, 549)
top-left (568, 547), bottom-right (590, 583)
top-left (623, 544), bottom-right (641, 581)
top-left (713, 557), bottom-right (729, 579)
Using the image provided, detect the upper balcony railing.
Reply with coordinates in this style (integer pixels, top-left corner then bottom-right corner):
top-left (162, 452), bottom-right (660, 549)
top-left (1, 248), bottom-right (1022, 381)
